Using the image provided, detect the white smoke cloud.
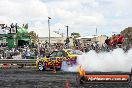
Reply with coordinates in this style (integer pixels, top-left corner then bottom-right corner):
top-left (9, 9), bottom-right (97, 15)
top-left (62, 48), bottom-right (132, 72)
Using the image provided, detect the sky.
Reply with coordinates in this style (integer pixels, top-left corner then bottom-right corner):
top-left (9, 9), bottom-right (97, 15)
top-left (0, 0), bottom-right (132, 37)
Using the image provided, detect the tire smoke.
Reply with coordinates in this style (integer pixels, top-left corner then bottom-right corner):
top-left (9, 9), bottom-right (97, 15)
top-left (62, 48), bottom-right (132, 72)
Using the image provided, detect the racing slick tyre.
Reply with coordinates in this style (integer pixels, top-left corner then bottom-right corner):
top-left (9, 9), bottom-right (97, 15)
top-left (38, 62), bottom-right (45, 71)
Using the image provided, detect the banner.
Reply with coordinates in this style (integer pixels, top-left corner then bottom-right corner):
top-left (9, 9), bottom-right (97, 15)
top-left (10, 27), bottom-right (17, 33)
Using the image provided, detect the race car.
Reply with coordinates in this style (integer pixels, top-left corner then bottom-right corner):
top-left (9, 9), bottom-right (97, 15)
top-left (36, 49), bottom-right (83, 71)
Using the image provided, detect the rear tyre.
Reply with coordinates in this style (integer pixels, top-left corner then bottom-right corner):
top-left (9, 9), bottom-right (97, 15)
top-left (38, 62), bottom-right (45, 71)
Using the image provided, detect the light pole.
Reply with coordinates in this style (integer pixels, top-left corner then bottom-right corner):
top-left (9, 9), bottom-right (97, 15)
top-left (65, 26), bottom-right (69, 48)
top-left (48, 17), bottom-right (51, 47)
top-left (65, 26), bottom-right (69, 38)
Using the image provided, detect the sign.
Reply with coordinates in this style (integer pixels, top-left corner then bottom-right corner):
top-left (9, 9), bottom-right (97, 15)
top-left (10, 27), bottom-right (17, 33)
top-left (81, 75), bottom-right (130, 83)
top-left (0, 26), bottom-right (17, 34)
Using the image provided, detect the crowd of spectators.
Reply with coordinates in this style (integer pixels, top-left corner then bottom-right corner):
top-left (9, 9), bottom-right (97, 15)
top-left (0, 43), bottom-right (64, 59)
top-left (77, 34), bottom-right (131, 53)
top-left (0, 34), bottom-right (131, 59)
top-left (0, 47), bottom-right (38, 59)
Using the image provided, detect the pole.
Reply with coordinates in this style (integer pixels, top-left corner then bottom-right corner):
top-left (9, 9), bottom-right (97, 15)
top-left (48, 17), bottom-right (51, 47)
top-left (96, 27), bottom-right (97, 36)
top-left (66, 26), bottom-right (69, 38)
top-left (65, 26), bottom-right (69, 49)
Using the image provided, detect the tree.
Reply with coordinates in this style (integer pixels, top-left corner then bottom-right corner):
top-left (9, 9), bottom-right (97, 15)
top-left (29, 31), bottom-right (39, 44)
top-left (71, 32), bottom-right (80, 38)
top-left (24, 24), bottom-right (28, 29)
top-left (121, 27), bottom-right (132, 45)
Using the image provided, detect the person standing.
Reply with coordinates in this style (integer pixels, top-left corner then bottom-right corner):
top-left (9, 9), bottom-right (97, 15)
top-left (25, 48), bottom-right (31, 59)
top-left (40, 47), bottom-right (45, 57)
top-left (117, 34), bottom-right (123, 48)
top-left (112, 34), bottom-right (118, 49)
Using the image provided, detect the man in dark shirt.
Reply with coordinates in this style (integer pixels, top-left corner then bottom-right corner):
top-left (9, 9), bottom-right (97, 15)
top-left (105, 37), bottom-right (110, 46)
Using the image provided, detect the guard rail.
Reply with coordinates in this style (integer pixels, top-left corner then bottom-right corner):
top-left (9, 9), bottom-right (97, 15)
top-left (0, 59), bottom-right (37, 64)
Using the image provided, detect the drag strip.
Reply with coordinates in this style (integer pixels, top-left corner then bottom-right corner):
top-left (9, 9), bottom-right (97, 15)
top-left (0, 68), bottom-right (131, 88)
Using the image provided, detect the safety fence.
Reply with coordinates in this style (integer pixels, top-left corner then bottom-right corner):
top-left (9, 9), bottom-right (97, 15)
top-left (0, 59), bottom-right (37, 64)
top-left (0, 59), bottom-right (37, 68)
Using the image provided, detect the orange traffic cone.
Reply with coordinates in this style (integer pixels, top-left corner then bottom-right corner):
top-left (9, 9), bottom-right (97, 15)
top-left (65, 80), bottom-right (69, 88)
top-left (52, 67), bottom-right (56, 74)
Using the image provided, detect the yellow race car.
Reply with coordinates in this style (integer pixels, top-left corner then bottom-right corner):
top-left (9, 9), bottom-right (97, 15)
top-left (36, 49), bottom-right (83, 71)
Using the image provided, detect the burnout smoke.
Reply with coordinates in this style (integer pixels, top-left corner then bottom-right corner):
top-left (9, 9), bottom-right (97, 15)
top-left (61, 48), bottom-right (132, 72)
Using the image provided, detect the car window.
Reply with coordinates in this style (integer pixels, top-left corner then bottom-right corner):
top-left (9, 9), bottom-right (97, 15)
top-left (56, 51), bottom-right (68, 57)
top-left (67, 50), bottom-right (76, 54)
top-left (50, 51), bottom-right (57, 57)
top-left (67, 50), bottom-right (83, 55)
top-left (63, 51), bottom-right (68, 57)
top-left (56, 51), bottom-right (63, 57)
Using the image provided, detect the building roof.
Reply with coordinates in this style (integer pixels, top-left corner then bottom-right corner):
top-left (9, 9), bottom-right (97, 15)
top-left (76, 35), bottom-right (98, 39)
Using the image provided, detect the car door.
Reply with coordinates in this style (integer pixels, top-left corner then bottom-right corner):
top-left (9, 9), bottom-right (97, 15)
top-left (52, 51), bottom-right (68, 67)
top-left (44, 51), bottom-right (57, 67)
top-left (53, 51), bottom-right (63, 66)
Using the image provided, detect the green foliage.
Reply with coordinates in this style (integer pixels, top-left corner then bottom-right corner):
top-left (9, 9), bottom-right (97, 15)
top-left (121, 27), bottom-right (132, 45)
top-left (29, 31), bottom-right (39, 44)
top-left (71, 32), bottom-right (80, 38)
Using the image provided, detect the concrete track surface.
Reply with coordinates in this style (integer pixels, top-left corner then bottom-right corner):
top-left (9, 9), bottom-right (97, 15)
top-left (0, 68), bottom-right (132, 88)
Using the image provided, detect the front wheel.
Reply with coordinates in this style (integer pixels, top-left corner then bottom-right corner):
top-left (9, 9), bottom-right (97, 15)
top-left (38, 62), bottom-right (45, 71)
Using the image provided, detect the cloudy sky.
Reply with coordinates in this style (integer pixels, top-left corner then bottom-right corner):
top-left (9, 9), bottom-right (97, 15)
top-left (0, 0), bottom-right (132, 37)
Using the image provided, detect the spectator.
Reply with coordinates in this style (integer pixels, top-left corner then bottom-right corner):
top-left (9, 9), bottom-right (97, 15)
top-left (91, 42), bottom-right (95, 50)
top-left (40, 47), bottom-right (45, 57)
top-left (86, 43), bottom-right (91, 52)
top-left (113, 34), bottom-right (118, 43)
top-left (117, 34), bottom-right (123, 48)
top-left (25, 48), bottom-right (31, 59)
top-left (0, 53), bottom-right (3, 59)
top-left (6, 49), bottom-right (11, 59)
top-left (105, 37), bottom-right (110, 46)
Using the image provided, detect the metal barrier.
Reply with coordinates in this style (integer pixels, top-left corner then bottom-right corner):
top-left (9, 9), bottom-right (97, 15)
top-left (0, 59), bottom-right (37, 64)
